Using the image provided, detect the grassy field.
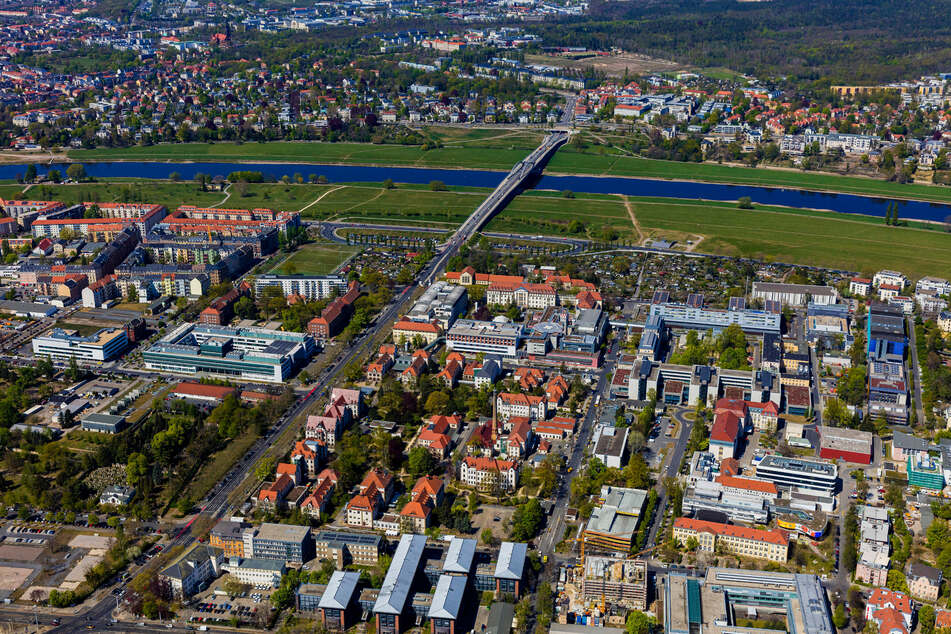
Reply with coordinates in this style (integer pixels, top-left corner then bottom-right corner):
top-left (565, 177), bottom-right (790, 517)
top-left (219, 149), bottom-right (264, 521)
top-left (178, 426), bottom-right (258, 510)
top-left (545, 152), bottom-right (951, 204)
top-left (269, 241), bottom-right (360, 275)
top-left (54, 321), bottom-right (105, 336)
top-left (487, 191), bottom-right (951, 278)
top-left (67, 141), bottom-right (531, 171)
top-left (300, 183), bottom-right (483, 226)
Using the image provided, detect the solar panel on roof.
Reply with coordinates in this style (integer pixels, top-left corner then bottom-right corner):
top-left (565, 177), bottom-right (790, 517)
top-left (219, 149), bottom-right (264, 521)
top-left (687, 293), bottom-right (704, 308)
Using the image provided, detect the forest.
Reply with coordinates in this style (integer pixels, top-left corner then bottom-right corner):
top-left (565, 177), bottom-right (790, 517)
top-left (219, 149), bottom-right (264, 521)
top-left (533, 0), bottom-right (951, 85)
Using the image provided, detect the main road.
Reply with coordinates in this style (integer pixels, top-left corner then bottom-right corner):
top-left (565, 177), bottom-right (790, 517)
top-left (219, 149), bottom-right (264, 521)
top-left (46, 131), bottom-right (570, 633)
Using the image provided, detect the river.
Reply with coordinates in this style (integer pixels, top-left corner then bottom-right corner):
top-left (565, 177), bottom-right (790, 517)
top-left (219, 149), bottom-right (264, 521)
top-left (9, 161), bottom-right (951, 223)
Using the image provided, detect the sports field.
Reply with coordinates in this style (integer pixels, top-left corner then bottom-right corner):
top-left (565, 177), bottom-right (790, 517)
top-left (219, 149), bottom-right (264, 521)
top-left (269, 242), bottom-right (359, 275)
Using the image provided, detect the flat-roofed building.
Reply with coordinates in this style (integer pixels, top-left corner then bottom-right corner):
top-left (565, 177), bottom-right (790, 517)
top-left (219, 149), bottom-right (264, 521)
top-left (754, 455), bottom-right (837, 497)
top-left (313, 530), bottom-right (382, 567)
top-left (254, 274), bottom-right (349, 301)
top-left (210, 519), bottom-right (249, 558)
top-left (243, 523), bottom-right (313, 564)
top-left (664, 568), bottom-right (834, 634)
top-left (221, 557), bottom-right (285, 588)
top-left (32, 327), bottom-right (128, 362)
top-left (80, 413), bottom-right (126, 434)
top-left (447, 319), bottom-right (521, 358)
top-left (649, 302), bottom-right (781, 334)
top-left (143, 323), bottom-right (316, 383)
top-left (752, 282), bottom-right (839, 306)
top-left (583, 486), bottom-right (648, 552)
top-left (818, 425), bottom-right (873, 464)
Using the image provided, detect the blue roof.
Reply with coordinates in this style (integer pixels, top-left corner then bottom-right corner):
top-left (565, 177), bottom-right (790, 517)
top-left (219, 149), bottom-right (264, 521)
top-left (494, 542), bottom-right (526, 580)
top-left (319, 571), bottom-right (360, 610)
top-left (428, 574), bottom-right (467, 620)
top-left (373, 534), bottom-right (427, 615)
top-left (443, 537), bottom-right (476, 574)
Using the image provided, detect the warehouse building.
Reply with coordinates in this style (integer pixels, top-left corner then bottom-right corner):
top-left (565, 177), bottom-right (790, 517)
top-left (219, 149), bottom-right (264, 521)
top-left (818, 425), bottom-right (873, 464)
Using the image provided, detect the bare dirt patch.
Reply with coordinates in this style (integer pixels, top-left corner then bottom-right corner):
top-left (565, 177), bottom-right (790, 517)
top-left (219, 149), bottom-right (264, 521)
top-left (470, 504), bottom-right (515, 541)
top-left (68, 534), bottom-right (114, 550)
top-left (0, 565), bottom-right (35, 590)
top-left (0, 545), bottom-right (43, 562)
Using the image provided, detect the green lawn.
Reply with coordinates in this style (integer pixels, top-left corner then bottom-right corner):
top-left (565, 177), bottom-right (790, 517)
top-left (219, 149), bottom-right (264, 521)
top-left (300, 184), bottom-right (483, 226)
top-left (269, 242), bottom-right (360, 275)
top-left (486, 191), bottom-right (951, 278)
top-left (68, 141), bottom-right (530, 171)
top-left (545, 151), bottom-right (951, 204)
top-left (59, 133), bottom-right (951, 204)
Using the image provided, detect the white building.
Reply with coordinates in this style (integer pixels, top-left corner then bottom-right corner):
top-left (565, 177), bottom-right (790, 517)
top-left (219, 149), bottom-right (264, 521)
top-left (32, 327), bottom-right (129, 362)
top-left (253, 274), bottom-right (349, 301)
top-left (916, 276), bottom-right (951, 296)
top-left (873, 270), bottom-right (907, 289)
top-left (222, 558), bottom-right (285, 588)
top-left (446, 319), bottom-right (521, 358)
top-left (459, 457), bottom-right (518, 491)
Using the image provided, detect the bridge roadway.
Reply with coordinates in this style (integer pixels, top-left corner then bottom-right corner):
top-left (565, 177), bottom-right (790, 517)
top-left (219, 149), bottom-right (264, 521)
top-left (42, 131), bottom-right (568, 634)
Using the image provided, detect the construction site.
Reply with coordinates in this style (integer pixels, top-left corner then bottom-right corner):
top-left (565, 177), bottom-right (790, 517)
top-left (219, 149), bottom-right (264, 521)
top-left (554, 555), bottom-right (649, 628)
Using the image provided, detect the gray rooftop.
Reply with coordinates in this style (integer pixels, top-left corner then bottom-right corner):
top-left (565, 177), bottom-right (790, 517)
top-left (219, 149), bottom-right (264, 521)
top-left (252, 522), bottom-right (311, 542)
top-left (443, 536), bottom-right (476, 574)
top-left (319, 571), bottom-right (361, 610)
top-left (373, 533), bottom-right (427, 615)
top-left (428, 574), bottom-right (467, 620)
top-left (494, 542), bottom-right (527, 580)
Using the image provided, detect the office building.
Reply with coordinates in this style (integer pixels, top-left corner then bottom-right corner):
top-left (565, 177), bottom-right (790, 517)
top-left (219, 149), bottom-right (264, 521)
top-left (254, 274), bottom-right (349, 301)
top-left (867, 302), bottom-right (906, 362)
top-left (753, 455), bottom-right (837, 496)
top-left (242, 523), bottom-right (313, 564)
top-left (313, 530), bottom-right (383, 567)
top-left (673, 517), bottom-right (789, 562)
top-left (210, 519), bottom-right (249, 558)
top-left (681, 481), bottom-right (770, 524)
top-left (316, 571), bottom-right (361, 631)
top-left (428, 574), bottom-right (467, 634)
top-left (160, 545), bottom-right (224, 598)
top-left (446, 319), bottom-right (522, 357)
top-left (406, 281), bottom-right (468, 329)
top-left (649, 302), bottom-right (781, 334)
top-left (664, 568), bottom-right (834, 634)
top-left (373, 534), bottom-right (428, 634)
top-left (32, 327), bottom-right (129, 362)
top-left (143, 323), bottom-right (316, 383)
top-left (593, 425), bottom-right (629, 469)
top-left (751, 282), bottom-right (839, 306)
top-left (221, 558), bottom-right (285, 588)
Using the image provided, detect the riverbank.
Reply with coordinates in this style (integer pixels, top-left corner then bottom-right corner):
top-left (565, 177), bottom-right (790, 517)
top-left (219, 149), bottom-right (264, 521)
top-left (14, 178), bottom-right (951, 278)
top-left (63, 140), bottom-right (951, 205)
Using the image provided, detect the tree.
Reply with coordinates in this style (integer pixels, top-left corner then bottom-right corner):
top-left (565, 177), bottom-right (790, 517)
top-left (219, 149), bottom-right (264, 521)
top-left (254, 456), bottom-right (275, 481)
top-left (25, 164), bottom-right (37, 183)
top-left (383, 178), bottom-right (395, 189)
top-left (510, 499), bottom-right (544, 541)
top-left (626, 610), bottom-right (654, 634)
top-left (407, 447), bottom-right (437, 477)
top-left (737, 196), bottom-right (754, 209)
top-left (429, 180), bottom-right (447, 191)
top-left (424, 391), bottom-right (450, 415)
top-left (920, 604), bottom-right (936, 634)
top-left (66, 163), bottom-right (87, 181)
top-left (886, 569), bottom-right (909, 592)
top-left (833, 604), bottom-right (849, 630)
top-left (481, 528), bottom-right (495, 545)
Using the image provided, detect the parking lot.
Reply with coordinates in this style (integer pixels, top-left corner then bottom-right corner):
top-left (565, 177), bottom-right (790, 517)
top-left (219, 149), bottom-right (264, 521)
top-left (470, 504), bottom-right (515, 540)
top-left (183, 583), bottom-right (271, 628)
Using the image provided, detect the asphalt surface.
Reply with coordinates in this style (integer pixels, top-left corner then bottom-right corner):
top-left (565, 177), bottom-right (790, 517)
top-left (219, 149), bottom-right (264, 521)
top-left (41, 131), bottom-right (569, 633)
